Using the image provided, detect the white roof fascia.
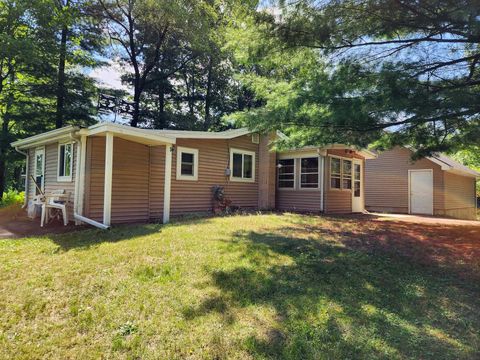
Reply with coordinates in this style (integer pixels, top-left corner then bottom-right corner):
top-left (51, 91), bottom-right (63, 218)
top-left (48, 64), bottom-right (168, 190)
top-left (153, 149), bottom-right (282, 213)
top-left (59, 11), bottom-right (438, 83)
top-left (81, 123), bottom-right (176, 145)
top-left (11, 126), bottom-right (79, 149)
top-left (154, 128), bottom-right (251, 139)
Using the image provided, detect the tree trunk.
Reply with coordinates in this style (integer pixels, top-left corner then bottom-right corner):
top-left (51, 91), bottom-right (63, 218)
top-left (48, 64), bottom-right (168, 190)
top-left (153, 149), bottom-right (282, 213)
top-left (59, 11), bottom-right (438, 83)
top-left (157, 82), bottom-right (166, 129)
top-left (131, 83), bottom-right (141, 127)
top-left (55, 24), bottom-right (68, 129)
top-left (204, 56), bottom-right (213, 130)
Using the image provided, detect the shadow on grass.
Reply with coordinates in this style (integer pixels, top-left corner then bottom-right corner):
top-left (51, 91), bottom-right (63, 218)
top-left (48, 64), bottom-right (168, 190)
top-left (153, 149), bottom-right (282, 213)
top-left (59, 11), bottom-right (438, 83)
top-left (48, 215), bottom-right (224, 251)
top-left (187, 229), bottom-right (480, 359)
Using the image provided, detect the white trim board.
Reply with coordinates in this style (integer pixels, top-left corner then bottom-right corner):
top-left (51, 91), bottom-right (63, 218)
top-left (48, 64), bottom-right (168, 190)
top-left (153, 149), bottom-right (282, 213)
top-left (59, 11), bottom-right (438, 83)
top-left (176, 146), bottom-right (199, 181)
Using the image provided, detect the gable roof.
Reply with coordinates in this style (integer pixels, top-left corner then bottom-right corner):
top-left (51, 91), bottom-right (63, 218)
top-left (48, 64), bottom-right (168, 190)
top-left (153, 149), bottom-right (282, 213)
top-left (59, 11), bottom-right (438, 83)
top-left (427, 152), bottom-right (480, 178)
top-left (393, 146), bottom-right (480, 178)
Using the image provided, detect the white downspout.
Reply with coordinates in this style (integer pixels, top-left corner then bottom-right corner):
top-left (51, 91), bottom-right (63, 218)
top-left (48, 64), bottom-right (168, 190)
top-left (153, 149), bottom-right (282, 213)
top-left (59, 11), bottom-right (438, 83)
top-left (15, 147), bottom-right (29, 208)
top-left (320, 155), bottom-right (325, 212)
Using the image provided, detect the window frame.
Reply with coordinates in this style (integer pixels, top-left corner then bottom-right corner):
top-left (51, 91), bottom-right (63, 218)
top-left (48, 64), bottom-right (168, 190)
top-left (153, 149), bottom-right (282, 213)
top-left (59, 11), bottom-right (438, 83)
top-left (57, 142), bottom-right (73, 182)
top-left (342, 159), bottom-right (353, 190)
top-left (299, 156), bottom-right (320, 189)
top-left (277, 158), bottom-right (296, 190)
top-left (329, 155), bottom-right (353, 191)
top-left (34, 146), bottom-right (45, 194)
top-left (230, 148), bottom-right (256, 183)
top-left (176, 146), bottom-right (199, 181)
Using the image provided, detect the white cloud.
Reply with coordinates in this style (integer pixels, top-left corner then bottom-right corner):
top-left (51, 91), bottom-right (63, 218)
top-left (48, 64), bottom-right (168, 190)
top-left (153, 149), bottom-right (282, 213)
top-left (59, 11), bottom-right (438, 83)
top-left (89, 61), bottom-right (132, 94)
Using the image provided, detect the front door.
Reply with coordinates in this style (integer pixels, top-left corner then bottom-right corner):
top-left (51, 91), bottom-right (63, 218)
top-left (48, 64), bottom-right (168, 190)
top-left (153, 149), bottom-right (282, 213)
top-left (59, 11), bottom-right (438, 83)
top-left (34, 147), bottom-right (45, 194)
top-left (352, 160), bottom-right (364, 212)
top-left (409, 169), bottom-right (433, 215)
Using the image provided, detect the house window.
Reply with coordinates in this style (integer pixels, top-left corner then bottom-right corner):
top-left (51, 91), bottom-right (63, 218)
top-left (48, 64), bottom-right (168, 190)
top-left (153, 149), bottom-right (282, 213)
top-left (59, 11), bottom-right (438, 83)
top-left (34, 147), bottom-right (45, 194)
top-left (342, 159), bottom-right (352, 189)
top-left (330, 157), bottom-right (353, 190)
top-left (58, 143), bottom-right (72, 182)
top-left (278, 159), bottom-right (295, 188)
top-left (300, 157), bottom-right (319, 188)
top-left (176, 147), bottom-right (199, 181)
top-left (230, 148), bottom-right (255, 182)
top-left (330, 158), bottom-right (341, 189)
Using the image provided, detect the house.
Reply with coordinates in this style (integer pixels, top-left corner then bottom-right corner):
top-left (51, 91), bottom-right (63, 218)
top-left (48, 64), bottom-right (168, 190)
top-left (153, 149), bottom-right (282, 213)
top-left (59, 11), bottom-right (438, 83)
top-left (365, 146), bottom-right (479, 220)
top-left (11, 123), bottom-right (376, 227)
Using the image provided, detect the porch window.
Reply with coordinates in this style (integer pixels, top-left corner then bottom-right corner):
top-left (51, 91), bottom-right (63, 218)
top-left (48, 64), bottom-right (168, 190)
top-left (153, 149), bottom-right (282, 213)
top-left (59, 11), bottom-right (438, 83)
top-left (330, 158), bottom-right (341, 189)
top-left (58, 143), bottom-right (72, 182)
top-left (354, 163), bottom-right (361, 197)
top-left (342, 159), bottom-right (352, 189)
top-left (278, 159), bottom-right (295, 188)
top-left (230, 148), bottom-right (255, 182)
top-left (300, 157), bottom-right (319, 188)
top-left (330, 157), bottom-right (353, 190)
top-left (176, 146), bottom-right (199, 181)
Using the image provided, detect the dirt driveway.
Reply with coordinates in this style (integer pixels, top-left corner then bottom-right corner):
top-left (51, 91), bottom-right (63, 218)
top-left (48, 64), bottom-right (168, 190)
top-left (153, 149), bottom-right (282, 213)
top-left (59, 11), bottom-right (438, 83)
top-left (0, 206), bottom-right (81, 238)
top-left (322, 212), bottom-right (480, 280)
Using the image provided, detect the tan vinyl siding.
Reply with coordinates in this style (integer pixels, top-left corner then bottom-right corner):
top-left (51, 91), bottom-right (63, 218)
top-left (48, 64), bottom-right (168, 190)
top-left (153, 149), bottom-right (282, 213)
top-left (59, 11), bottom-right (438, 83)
top-left (84, 137), bottom-right (105, 222)
top-left (276, 190), bottom-right (322, 212)
top-left (258, 133), bottom-right (276, 209)
top-left (85, 137), bottom-right (150, 224)
top-left (170, 135), bottom-right (259, 215)
top-left (148, 145), bottom-right (165, 221)
top-left (365, 147), bottom-right (444, 214)
top-left (26, 143), bottom-right (77, 221)
top-left (84, 134), bottom-right (261, 223)
top-left (442, 172), bottom-right (476, 220)
top-left (111, 138), bottom-right (150, 223)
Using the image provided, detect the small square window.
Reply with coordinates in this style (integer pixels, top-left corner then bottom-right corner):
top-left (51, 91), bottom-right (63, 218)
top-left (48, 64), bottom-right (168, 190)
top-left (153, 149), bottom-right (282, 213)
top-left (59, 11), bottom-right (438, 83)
top-left (176, 147), bottom-right (198, 181)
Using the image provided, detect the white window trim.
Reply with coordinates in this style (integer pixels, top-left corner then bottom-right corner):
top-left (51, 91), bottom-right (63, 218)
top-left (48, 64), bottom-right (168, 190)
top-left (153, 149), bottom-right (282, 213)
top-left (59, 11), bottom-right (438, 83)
top-left (299, 156), bottom-right (320, 190)
top-left (34, 146), bottom-right (45, 192)
top-left (230, 147), bottom-right (256, 183)
top-left (57, 142), bottom-right (73, 182)
top-left (277, 158), bottom-right (296, 191)
top-left (176, 146), bottom-right (199, 181)
top-left (329, 155), bottom-right (353, 191)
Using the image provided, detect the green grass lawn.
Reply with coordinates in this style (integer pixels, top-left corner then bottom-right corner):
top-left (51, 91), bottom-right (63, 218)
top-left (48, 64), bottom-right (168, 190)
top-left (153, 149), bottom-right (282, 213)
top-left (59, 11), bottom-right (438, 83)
top-left (0, 214), bottom-right (479, 359)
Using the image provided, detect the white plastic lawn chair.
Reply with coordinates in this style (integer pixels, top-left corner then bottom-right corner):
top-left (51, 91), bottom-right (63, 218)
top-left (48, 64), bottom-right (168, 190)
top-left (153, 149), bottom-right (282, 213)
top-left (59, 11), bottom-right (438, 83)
top-left (41, 190), bottom-right (69, 227)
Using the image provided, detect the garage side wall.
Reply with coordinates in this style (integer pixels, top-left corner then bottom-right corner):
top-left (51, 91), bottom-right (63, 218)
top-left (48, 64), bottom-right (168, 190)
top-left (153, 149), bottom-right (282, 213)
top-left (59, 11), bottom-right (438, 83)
top-left (365, 147), bottom-right (444, 214)
top-left (440, 172), bottom-right (477, 220)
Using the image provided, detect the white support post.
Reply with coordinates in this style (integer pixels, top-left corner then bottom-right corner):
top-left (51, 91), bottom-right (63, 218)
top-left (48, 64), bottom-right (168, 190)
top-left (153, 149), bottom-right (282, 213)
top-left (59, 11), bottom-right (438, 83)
top-left (78, 135), bottom-right (87, 217)
top-left (163, 144), bottom-right (173, 224)
top-left (74, 139), bottom-right (82, 225)
top-left (103, 132), bottom-right (114, 226)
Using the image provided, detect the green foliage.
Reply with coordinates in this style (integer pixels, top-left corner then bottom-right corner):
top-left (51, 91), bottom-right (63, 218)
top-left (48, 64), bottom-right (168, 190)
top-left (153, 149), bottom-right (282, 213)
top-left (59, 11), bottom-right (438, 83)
top-left (227, 1), bottom-right (480, 155)
top-left (451, 146), bottom-right (480, 196)
top-left (1, 189), bottom-right (24, 207)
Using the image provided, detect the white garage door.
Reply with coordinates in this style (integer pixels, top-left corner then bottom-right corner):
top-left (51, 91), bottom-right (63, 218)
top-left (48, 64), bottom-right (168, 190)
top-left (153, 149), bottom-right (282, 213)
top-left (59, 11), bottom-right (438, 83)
top-left (409, 170), bottom-right (433, 215)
